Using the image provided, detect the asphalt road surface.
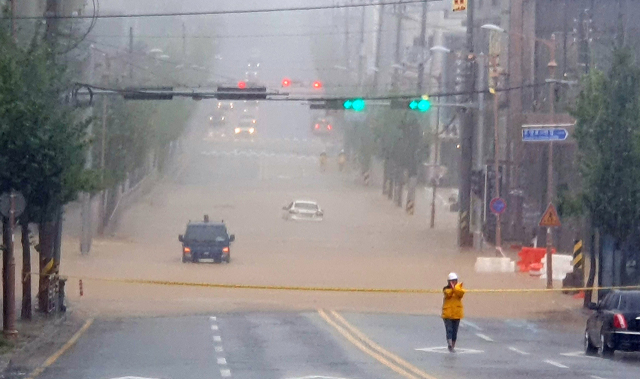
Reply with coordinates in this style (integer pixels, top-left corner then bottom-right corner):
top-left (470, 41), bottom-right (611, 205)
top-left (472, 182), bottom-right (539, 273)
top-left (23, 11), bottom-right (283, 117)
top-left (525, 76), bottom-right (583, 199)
top-left (35, 311), bottom-right (640, 379)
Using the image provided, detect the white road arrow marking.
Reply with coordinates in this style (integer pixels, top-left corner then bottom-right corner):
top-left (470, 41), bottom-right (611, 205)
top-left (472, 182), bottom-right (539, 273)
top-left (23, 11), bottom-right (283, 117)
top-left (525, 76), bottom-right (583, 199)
top-left (544, 359), bottom-right (569, 369)
top-left (560, 351), bottom-right (597, 359)
top-left (461, 320), bottom-right (482, 331)
top-left (508, 346), bottom-right (530, 355)
top-left (416, 346), bottom-right (484, 354)
top-left (476, 333), bottom-right (494, 342)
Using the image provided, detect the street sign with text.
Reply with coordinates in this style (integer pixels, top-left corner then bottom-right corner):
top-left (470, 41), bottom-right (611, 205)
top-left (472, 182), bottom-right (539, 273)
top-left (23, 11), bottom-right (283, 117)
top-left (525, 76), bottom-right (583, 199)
top-left (522, 128), bottom-right (568, 142)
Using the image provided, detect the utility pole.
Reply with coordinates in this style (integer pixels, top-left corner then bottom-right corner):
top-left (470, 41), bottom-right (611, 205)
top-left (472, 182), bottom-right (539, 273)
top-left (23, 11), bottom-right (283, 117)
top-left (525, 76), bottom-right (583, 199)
top-left (3, 192), bottom-right (18, 338)
top-left (98, 56), bottom-right (110, 236)
top-left (358, 4), bottom-right (366, 89)
top-left (458, 0), bottom-right (475, 247)
top-left (81, 47), bottom-right (96, 255)
top-left (546, 36), bottom-right (558, 289)
top-left (473, 54), bottom-right (486, 249)
top-left (490, 53), bottom-right (501, 249)
top-left (10, 0), bottom-right (17, 42)
top-left (129, 27), bottom-right (134, 80)
top-left (392, 2), bottom-right (404, 90)
top-left (45, 0), bottom-right (59, 42)
top-left (344, 1), bottom-right (350, 72)
top-left (182, 22), bottom-right (187, 57)
top-left (430, 103), bottom-right (441, 228)
top-left (372, 3), bottom-right (385, 92)
top-left (416, 0), bottom-right (428, 93)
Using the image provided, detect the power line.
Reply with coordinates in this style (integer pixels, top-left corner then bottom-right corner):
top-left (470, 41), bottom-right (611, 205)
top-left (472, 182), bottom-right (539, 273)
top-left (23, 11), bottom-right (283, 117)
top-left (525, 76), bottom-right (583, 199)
top-left (88, 27), bottom-right (424, 40)
top-left (8, 1), bottom-right (429, 20)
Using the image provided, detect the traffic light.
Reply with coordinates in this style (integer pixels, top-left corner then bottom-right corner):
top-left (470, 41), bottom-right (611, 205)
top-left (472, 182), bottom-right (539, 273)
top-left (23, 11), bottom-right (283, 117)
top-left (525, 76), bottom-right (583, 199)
top-left (282, 78), bottom-right (291, 87)
top-left (216, 86), bottom-right (267, 100)
top-left (470, 169), bottom-right (484, 198)
top-left (312, 80), bottom-right (323, 89)
top-left (237, 81), bottom-right (246, 89)
top-left (122, 87), bottom-right (174, 100)
top-left (390, 96), bottom-right (432, 112)
top-left (343, 98), bottom-right (365, 112)
top-left (409, 96), bottom-right (432, 112)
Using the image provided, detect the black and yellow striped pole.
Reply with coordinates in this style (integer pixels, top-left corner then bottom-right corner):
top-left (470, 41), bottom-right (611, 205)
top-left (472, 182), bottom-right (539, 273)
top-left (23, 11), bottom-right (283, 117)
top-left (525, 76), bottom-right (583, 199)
top-left (572, 239), bottom-right (584, 286)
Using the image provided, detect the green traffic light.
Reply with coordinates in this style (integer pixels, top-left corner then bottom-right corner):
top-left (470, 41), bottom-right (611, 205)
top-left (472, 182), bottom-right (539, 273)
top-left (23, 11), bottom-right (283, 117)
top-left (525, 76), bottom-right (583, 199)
top-left (351, 98), bottom-right (365, 112)
top-left (408, 98), bottom-right (431, 112)
top-left (343, 99), bottom-right (353, 109)
top-left (417, 99), bottom-right (431, 112)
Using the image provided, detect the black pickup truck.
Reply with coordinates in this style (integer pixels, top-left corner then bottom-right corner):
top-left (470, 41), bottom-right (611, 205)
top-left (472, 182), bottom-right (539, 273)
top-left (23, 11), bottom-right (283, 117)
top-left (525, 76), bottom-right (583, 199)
top-left (179, 216), bottom-right (235, 263)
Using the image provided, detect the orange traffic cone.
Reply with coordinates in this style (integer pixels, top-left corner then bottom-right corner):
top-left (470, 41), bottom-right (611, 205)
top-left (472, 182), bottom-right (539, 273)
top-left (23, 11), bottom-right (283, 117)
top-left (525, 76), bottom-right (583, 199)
top-left (573, 290), bottom-right (585, 299)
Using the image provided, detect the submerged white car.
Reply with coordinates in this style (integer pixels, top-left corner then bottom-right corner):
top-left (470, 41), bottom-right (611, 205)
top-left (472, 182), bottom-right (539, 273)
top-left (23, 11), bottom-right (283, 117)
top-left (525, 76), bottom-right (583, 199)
top-left (282, 200), bottom-right (324, 221)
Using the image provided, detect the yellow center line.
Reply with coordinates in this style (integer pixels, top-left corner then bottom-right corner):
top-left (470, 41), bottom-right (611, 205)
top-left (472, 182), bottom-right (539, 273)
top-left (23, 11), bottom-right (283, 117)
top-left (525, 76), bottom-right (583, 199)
top-left (25, 318), bottom-right (94, 379)
top-left (319, 309), bottom-right (439, 379)
top-left (318, 309), bottom-right (420, 379)
top-left (329, 310), bottom-right (438, 379)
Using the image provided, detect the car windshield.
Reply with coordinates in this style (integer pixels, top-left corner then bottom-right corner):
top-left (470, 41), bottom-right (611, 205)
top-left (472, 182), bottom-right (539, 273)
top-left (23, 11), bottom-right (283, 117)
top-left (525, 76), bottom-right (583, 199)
top-left (619, 293), bottom-right (640, 311)
top-left (185, 224), bottom-right (228, 241)
top-left (295, 202), bottom-right (318, 211)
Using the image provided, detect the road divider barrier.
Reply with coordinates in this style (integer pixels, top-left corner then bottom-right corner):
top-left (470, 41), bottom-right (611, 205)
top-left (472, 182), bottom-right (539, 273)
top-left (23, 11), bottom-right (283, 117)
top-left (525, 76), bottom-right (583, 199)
top-left (517, 247), bottom-right (556, 272)
top-left (474, 257), bottom-right (515, 273)
top-left (29, 272), bottom-right (640, 295)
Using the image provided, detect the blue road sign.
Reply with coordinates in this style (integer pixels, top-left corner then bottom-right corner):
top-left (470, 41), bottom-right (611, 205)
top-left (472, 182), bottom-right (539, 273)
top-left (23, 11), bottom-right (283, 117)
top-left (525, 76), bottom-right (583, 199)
top-left (522, 128), bottom-right (569, 142)
top-left (490, 197), bottom-right (507, 215)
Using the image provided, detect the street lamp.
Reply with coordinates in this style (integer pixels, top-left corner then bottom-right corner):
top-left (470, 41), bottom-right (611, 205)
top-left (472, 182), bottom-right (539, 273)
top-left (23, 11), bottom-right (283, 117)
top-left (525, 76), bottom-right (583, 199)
top-left (482, 23), bottom-right (558, 289)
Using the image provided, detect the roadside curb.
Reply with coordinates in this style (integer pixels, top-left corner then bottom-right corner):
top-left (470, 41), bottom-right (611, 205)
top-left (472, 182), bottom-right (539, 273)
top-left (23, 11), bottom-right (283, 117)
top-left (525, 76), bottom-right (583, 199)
top-left (23, 318), bottom-right (94, 379)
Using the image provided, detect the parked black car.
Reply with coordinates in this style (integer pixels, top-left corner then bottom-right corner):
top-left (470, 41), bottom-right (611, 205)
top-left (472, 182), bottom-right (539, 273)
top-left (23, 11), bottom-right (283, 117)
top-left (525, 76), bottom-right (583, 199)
top-left (585, 290), bottom-right (640, 357)
top-left (179, 215), bottom-right (235, 263)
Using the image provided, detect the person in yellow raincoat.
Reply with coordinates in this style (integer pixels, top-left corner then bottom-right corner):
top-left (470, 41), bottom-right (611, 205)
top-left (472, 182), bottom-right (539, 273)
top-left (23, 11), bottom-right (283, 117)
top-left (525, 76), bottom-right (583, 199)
top-left (442, 272), bottom-right (465, 352)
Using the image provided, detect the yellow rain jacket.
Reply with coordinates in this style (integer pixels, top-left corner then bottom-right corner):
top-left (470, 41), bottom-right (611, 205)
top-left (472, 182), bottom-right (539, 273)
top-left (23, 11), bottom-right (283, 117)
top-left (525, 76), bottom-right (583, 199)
top-left (442, 283), bottom-right (466, 319)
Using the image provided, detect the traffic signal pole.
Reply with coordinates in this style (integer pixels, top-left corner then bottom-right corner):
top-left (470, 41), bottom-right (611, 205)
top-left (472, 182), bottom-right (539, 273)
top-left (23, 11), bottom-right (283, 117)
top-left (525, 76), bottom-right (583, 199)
top-left (458, 0), bottom-right (475, 247)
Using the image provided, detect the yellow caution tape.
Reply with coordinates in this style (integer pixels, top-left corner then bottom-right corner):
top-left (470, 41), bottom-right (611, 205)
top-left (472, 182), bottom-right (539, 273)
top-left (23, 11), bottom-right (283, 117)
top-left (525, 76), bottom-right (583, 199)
top-left (30, 272), bottom-right (640, 294)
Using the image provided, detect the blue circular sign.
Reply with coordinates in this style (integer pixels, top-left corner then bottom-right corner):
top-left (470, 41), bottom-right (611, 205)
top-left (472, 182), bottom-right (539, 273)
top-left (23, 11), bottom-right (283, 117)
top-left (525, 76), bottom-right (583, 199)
top-left (490, 197), bottom-right (507, 215)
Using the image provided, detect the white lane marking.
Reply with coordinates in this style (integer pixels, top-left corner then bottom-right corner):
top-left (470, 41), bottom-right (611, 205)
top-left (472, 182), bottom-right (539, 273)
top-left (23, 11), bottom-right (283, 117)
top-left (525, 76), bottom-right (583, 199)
top-left (211, 325), bottom-right (219, 331)
top-left (215, 346), bottom-right (224, 353)
top-left (508, 346), bottom-right (530, 355)
top-left (220, 369), bottom-right (231, 377)
top-left (591, 376), bottom-right (608, 379)
top-left (213, 336), bottom-right (222, 342)
top-left (461, 320), bottom-right (482, 331)
top-left (544, 359), bottom-right (569, 369)
top-left (416, 346), bottom-right (484, 354)
top-left (217, 357), bottom-right (227, 365)
top-left (560, 351), bottom-right (597, 359)
top-left (476, 333), bottom-right (494, 342)
top-left (209, 316), bottom-right (217, 321)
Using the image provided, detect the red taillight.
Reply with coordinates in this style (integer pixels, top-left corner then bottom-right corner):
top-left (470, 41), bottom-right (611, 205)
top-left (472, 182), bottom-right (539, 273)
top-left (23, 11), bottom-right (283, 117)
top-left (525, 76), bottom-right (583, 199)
top-left (315, 124), bottom-right (320, 129)
top-left (222, 247), bottom-right (230, 253)
top-left (183, 247), bottom-right (191, 254)
top-left (614, 314), bottom-right (628, 329)
top-left (327, 125), bottom-right (332, 130)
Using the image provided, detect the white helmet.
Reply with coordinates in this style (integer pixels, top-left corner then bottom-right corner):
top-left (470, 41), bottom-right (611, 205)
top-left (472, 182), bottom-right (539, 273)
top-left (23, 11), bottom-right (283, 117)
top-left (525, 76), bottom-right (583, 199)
top-left (448, 272), bottom-right (458, 281)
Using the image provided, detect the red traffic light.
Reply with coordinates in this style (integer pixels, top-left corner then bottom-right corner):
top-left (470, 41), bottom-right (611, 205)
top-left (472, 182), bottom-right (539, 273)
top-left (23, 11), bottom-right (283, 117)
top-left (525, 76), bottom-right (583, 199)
top-left (313, 80), bottom-right (322, 89)
top-left (282, 78), bottom-right (291, 87)
top-left (237, 81), bottom-right (246, 89)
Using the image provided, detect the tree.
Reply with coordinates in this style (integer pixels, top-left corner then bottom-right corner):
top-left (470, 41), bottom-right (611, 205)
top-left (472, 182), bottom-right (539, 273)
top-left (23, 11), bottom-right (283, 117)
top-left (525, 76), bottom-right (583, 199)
top-left (572, 48), bottom-right (640, 291)
top-left (572, 48), bottom-right (640, 242)
top-left (0, 31), bottom-right (92, 313)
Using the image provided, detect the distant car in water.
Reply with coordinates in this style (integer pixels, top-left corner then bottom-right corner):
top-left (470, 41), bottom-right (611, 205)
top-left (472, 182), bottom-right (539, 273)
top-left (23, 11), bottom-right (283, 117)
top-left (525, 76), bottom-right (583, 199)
top-left (179, 215), bottom-right (235, 263)
top-left (282, 200), bottom-right (324, 221)
top-left (311, 118), bottom-right (333, 136)
top-left (234, 116), bottom-right (257, 137)
top-left (585, 290), bottom-right (640, 357)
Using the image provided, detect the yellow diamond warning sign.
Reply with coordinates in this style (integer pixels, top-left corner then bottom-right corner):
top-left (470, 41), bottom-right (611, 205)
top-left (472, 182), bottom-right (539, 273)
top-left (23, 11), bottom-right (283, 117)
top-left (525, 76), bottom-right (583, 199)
top-left (539, 203), bottom-right (561, 227)
top-left (453, 0), bottom-right (467, 12)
